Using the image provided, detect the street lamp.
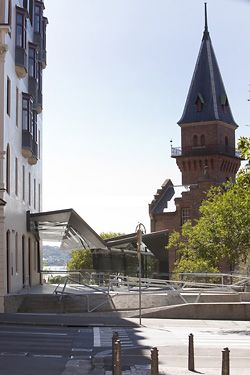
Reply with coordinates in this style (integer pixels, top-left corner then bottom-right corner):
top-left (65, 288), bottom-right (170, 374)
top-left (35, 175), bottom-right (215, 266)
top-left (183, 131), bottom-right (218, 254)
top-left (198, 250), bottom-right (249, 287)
top-left (135, 222), bottom-right (146, 326)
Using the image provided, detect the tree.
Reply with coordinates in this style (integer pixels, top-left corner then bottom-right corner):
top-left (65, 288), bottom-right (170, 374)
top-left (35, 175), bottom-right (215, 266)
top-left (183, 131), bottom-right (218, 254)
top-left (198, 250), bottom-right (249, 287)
top-left (167, 137), bottom-right (250, 273)
top-left (99, 232), bottom-right (124, 240)
top-left (67, 232), bottom-right (125, 270)
top-left (67, 248), bottom-right (93, 270)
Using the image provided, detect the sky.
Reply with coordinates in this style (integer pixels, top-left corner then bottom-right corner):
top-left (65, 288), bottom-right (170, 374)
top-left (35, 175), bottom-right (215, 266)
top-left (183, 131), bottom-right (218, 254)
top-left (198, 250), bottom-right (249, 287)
top-left (42, 0), bottom-right (250, 235)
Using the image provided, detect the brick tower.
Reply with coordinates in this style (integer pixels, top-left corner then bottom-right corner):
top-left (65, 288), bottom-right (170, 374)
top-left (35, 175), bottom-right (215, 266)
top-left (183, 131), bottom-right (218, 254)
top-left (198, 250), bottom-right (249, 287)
top-left (149, 4), bottom-right (242, 276)
top-left (172, 4), bottom-right (241, 187)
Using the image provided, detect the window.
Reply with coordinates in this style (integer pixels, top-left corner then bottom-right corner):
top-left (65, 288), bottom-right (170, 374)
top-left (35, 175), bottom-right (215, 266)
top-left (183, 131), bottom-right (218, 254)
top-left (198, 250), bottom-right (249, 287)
top-left (23, 0), bottom-right (28, 10)
top-left (32, 111), bottom-right (37, 142)
top-left (28, 44), bottom-right (37, 78)
top-left (200, 134), bottom-right (205, 146)
top-left (34, 2), bottom-right (42, 33)
top-left (34, 241), bottom-right (37, 271)
top-left (16, 87), bottom-right (19, 126)
top-left (15, 233), bottom-right (18, 273)
top-left (195, 93), bottom-right (204, 112)
top-left (15, 157), bottom-right (18, 196)
top-left (181, 208), bottom-right (190, 225)
top-left (16, 9), bottom-right (26, 48)
top-left (38, 130), bottom-right (41, 159)
top-left (22, 94), bottom-right (33, 131)
top-left (28, 172), bottom-right (31, 205)
top-left (38, 183), bottom-right (41, 211)
top-left (221, 95), bottom-right (229, 113)
top-left (37, 62), bottom-right (42, 91)
top-left (29, 0), bottom-right (33, 22)
top-left (6, 77), bottom-right (11, 116)
top-left (193, 135), bottom-right (198, 147)
top-left (33, 178), bottom-right (36, 209)
top-left (6, 144), bottom-right (10, 194)
top-left (42, 17), bottom-right (47, 50)
top-left (22, 165), bottom-right (25, 201)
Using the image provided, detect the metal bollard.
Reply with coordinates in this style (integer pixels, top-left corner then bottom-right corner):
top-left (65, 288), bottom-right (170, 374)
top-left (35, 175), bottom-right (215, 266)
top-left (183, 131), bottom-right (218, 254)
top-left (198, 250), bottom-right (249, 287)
top-left (151, 347), bottom-right (159, 375)
top-left (188, 333), bottom-right (195, 371)
top-left (222, 347), bottom-right (230, 375)
top-left (112, 332), bottom-right (119, 375)
top-left (113, 340), bottom-right (121, 375)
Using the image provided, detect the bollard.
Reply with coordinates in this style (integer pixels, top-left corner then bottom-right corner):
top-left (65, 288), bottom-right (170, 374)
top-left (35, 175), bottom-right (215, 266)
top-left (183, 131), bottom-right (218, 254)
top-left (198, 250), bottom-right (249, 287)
top-left (221, 347), bottom-right (230, 375)
top-left (151, 347), bottom-right (159, 375)
top-left (112, 332), bottom-right (119, 375)
top-left (188, 333), bottom-right (195, 371)
top-left (113, 340), bottom-right (121, 375)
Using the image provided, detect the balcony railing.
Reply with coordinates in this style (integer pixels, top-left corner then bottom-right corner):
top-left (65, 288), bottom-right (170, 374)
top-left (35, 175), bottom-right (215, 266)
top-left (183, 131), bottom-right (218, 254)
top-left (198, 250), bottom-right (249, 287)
top-left (171, 144), bottom-right (242, 158)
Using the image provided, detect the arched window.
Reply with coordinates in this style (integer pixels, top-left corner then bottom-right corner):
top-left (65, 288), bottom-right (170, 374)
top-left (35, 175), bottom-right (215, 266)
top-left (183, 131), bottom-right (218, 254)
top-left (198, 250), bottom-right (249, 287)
top-left (193, 135), bottom-right (198, 146)
top-left (200, 134), bottom-right (205, 146)
top-left (6, 144), bottom-right (10, 194)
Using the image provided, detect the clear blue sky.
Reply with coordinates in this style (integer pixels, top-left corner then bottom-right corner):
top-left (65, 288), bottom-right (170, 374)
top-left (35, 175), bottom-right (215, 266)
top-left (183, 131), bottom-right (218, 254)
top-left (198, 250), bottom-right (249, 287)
top-left (42, 0), bottom-right (250, 235)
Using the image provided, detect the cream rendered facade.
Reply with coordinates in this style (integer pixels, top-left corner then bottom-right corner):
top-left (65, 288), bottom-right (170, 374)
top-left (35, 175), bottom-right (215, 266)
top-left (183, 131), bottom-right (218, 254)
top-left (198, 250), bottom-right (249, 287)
top-left (0, 0), bottom-right (47, 312)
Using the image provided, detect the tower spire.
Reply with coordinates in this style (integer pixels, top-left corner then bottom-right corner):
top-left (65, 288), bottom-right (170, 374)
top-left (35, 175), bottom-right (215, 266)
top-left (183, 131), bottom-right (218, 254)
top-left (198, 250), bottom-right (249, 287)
top-left (178, 3), bottom-right (237, 127)
top-left (203, 3), bottom-right (209, 39)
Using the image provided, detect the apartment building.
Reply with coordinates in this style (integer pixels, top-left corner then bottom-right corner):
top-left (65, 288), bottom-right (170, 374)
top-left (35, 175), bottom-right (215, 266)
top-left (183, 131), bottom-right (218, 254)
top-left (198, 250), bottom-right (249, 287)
top-left (0, 0), bottom-right (47, 311)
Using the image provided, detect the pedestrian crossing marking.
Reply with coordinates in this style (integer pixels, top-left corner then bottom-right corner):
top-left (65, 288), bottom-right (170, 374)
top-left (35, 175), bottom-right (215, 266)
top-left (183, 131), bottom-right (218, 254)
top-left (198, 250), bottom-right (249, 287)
top-left (93, 327), bottom-right (134, 348)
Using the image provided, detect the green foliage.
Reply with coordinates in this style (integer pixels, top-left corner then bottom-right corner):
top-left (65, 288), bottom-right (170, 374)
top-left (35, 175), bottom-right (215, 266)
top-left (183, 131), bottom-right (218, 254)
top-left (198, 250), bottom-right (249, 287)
top-left (238, 136), bottom-right (250, 164)
top-left (67, 233), bottom-right (125, 271)
top-left (99, 232), bottom-right (125, 240)
top-left (48, 275), bottom-right (67, 284)
top-left (67, 249), bottom-right (93, 271)
top-left (168, 137), bottom-right (250, 273)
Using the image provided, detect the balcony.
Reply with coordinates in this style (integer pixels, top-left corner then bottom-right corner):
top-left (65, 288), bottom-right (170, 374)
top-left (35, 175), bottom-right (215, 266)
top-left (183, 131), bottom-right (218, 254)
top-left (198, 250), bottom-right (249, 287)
top-left (35, 90), bottom-right (42, 113)
top-left (40, 48), bottom-right (47, 68)
top-left (171, 144), bottom-right (242, 159)
top-left (22, 130), bottom-right (33, 158)
top-left (15, 47), bottom-right (27, 78)
top-left (28, 76), bottom-right (37, 100)
top-left (28, 140), bottom-right (38, 165)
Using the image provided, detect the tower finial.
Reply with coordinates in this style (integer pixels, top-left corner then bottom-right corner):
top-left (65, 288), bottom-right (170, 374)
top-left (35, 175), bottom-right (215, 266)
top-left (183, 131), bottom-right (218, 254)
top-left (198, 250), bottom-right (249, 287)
top-left (204, 3), bottom-right (208, 32)
top-left (203, 3), bottom-right (209, 40)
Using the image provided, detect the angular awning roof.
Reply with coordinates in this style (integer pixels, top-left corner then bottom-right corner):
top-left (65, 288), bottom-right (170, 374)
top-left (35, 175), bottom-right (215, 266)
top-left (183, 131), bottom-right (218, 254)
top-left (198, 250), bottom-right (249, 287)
top-left (104, 230), bottom-right (169, 259)
top-left (28, 209), bottom-right (168, 258)
top-left (28, 209), bottom-right (107, 250)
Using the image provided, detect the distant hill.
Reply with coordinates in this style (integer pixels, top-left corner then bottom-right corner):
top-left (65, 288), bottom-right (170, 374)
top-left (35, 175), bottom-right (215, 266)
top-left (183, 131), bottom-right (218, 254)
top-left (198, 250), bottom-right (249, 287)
top-left (42, 245), bottom-right (71, 267)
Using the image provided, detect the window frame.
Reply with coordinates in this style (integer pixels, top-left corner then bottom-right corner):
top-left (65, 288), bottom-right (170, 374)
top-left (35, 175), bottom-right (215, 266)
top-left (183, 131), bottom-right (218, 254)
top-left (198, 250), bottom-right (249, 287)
top-left (22, 94), bottom-right (33, 132)
top-left (15, 7), bottom-right (26, 49)
top-left (7, 77), bottom-right (11, 116)
top-left (28, 43), bottom-right (37, 78)
top-left (181, 207), bottom-right (190, 226)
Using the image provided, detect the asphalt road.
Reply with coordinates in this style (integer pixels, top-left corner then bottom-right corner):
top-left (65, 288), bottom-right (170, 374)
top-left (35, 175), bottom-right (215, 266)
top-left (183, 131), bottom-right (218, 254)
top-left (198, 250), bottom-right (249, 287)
top-left (0, 324), bottom-right (93, 375)
top-left (0, 318), bottom-right (250, 374)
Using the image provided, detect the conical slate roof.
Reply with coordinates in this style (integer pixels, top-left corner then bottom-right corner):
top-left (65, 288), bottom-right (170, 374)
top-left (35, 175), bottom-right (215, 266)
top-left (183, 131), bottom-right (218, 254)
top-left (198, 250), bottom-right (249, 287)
top-left (178, 5), bottom-right (237, 127)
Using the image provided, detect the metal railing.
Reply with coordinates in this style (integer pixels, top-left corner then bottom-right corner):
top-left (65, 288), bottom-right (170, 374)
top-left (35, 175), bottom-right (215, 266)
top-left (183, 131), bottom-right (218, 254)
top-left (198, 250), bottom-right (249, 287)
top-left (171, 144), bottom-right (241, 158)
